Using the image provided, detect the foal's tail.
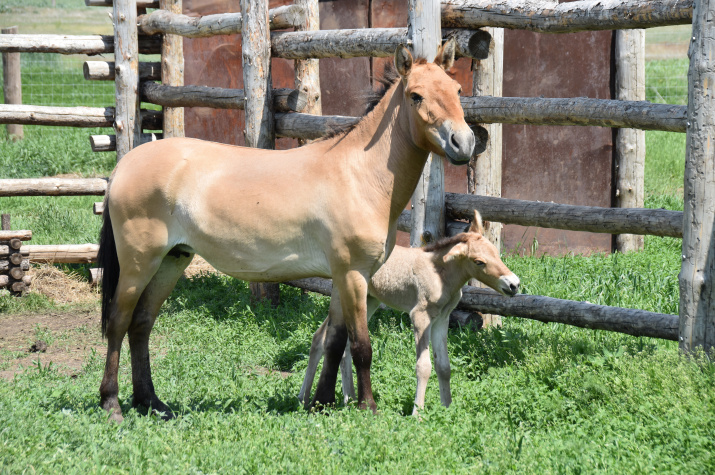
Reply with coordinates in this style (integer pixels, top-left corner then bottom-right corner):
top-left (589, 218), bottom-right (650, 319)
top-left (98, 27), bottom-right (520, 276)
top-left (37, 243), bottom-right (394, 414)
top-left (97, 201), bottom-right (119, 338)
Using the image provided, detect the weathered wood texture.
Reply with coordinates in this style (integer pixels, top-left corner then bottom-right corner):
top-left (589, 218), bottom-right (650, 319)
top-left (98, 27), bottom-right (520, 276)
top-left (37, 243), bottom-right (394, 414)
top-left (160, 0), bottom-right (185, 139)
top-left (461, 96), bottom-right (687, 132)
top-left (138, 4), bottom-right (304, 37)
top-left (0, 259), bottom-right (30, 272)
top-left (271, 28), bottom-right (489, 60)
top-left (275, 112), bottom-right (358, 140)
top-left (469, 25), bottom-right (503, 327)
top-left (615, 29), bottom-right (646, 252)
top-left (114, 0), bottom-right (142, 160)
top-left (293, 0), bottom-right (322, 126)
top-left (2, 26), bottom-right (23, 141)
top-left (23, 244), bottom-right (99, 264)
top-left (0, 34), bottom-right (160, 55)
top-left (680, 0), bottom-right (715, 353)
top-left (0, 178), bottom-right (107, 197)
top-left (0, 105), bottom-right (162, 129)
top-left (445, 193), bottom-right (683, 237)
top-left (84, 61), bottom-right (161, 81)
top-left (141, 83), bottom-right (308, 112)
top-left (89, 133), bottom-right (161, 152)
top-left (0, 230), bottom-right (32, 241)
top-left (459, 287), bottom-right (679, 341)
top-left (242, 0), bottom-right (279, 306)
top-left (410, 0), bottom-right (445, 247)
top-left (441, 0), bottom-right (693, 33)
top-left (85, 0), bottom-right (158, 7)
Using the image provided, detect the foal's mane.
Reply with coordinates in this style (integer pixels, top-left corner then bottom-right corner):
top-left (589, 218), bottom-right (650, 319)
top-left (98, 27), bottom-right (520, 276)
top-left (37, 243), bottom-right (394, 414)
top-left (422, 232), bottom-right (475, 253)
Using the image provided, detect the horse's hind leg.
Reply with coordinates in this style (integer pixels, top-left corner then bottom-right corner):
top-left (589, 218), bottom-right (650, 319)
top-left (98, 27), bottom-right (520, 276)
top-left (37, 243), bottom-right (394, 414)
top-left (128, 248), bottom-right (194, 418)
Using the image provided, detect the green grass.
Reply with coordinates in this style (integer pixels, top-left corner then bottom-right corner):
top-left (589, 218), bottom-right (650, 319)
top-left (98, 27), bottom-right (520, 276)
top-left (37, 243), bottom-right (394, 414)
top-left (0, 46), bottom-right (710, 472)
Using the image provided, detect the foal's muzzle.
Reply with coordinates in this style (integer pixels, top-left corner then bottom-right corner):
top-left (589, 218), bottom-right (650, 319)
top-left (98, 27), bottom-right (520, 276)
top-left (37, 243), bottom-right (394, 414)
top-left (441, 123), bottom-right (475, 165)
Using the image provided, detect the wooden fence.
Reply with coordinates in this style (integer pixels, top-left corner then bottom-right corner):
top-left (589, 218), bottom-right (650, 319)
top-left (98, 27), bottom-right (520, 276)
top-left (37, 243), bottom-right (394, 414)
top-left (1, 0), bottom-right (713, 352)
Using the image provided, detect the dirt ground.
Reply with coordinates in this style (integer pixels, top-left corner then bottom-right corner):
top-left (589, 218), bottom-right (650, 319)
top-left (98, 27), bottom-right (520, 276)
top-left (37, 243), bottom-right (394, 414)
top-left (0, 257), bottom-right (217, 380)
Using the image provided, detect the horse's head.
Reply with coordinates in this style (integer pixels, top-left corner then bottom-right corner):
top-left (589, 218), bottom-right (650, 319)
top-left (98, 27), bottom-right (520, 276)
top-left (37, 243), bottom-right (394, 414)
top-left (394, 39), bottom-right (475, 165)
top-left (443, 210), bottom-right (520, 296)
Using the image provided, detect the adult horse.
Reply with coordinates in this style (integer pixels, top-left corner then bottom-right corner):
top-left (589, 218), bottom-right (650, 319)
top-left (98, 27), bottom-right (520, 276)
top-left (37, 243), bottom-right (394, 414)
top-left (98, 39), bottom-right (474, 422)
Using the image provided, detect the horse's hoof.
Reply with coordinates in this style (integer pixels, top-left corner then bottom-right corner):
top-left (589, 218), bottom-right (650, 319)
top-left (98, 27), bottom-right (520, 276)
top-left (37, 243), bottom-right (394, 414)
top-left (151, 407), bottom-right (175, 421)
top-left (107, 410), bottom-right (124, 424)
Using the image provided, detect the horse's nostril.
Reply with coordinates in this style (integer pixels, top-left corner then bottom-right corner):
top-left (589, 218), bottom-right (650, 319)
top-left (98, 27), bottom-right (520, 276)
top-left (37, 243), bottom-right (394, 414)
top-left (450, 133), bottom-right (460, 150)
top-left (510, 283), bottom-right (519, 293)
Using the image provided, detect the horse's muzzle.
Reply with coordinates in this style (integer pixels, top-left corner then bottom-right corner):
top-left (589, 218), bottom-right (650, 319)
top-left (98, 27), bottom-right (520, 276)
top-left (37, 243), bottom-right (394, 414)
top-left (442, 126), bottom-right (475, 165)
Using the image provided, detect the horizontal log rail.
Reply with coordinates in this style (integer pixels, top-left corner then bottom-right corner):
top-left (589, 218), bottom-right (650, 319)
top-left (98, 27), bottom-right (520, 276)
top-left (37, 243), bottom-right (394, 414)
top-left (462, 96), bottom-right (687, 132)
top-left (84, 61), bottom-right (161, 81)
top-left (90, 133), bottom-right (162, 152)
top-left (271, 28), bottom-right (490, 60)
top-left (85, 0), bottom-right (159, 7)
top-left (141, 83), bottom-right (308, 112)
top-left (0, 34), bottom-right (161, 55)
top-left (137, 4), bottom-right (305, 37)
top-left (0, 230), bottom-right (32, 241)
top-left (444, 193), bottom-right (683, 238)
top-left (441, 0), bottom-right (693, 33)
top-left (0, 105), bottom-right (162, 129)
top-left (22, 244), bottom-right (98, 264)
top-left (459, 287), bottom-right (678, 341)
top-left (275, 112), bottom-right (359, 140)
top-left (284, 279), bottom-right (678, 341)
top-left (0, 178), bottom-right (107, 197)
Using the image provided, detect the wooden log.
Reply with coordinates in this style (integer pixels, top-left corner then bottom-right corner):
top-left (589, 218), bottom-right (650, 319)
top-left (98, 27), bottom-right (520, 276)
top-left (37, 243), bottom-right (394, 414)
top-left (461, 96), bottom-right (687, 132)
top-left (84, 61), bottom-right (161, 81)
top-left (140, 83), bottom-right (308, 113)
top-left (160, 0), bottom-right (185, 139)
top-left (10, 282), bottom-right (25, 294)
top-left (445, 193), bottom-right (683, 238)
top-left (615, 29), bottom-right (646, 252)
top-left (90, 268), bottom-right (103, 286)
top-left (0, 258), bottom-right (30, 271)
top-left (680, 0), bottom-right (715, 353)
top-left (0, 34), bottom-right (160, 55)
top-left (85, 0), bottom-right (158, 7)
top-left (459, 286), bottom-right (678, 341)
top-left (448, 309), bottom-right (484, 329)
top-left (274, 112), bottom-right (358, 140)
top-left (9, 267), bottom-right (24, 280)
top-left (9, 253), bottom-right (23, 266)
top-left (243, 0), bottom-right (280, 307)
top-left (0, 230), bottom-right (32, 241)
top-left (271, 27), bottom-right (489, 60)
top-left (469, 25), bottom-right (503, 328)
top-left (284, 277), bottom-right (333, 296)
top-left (93, 202), bottom-right (104, 215)
top-left (138, 4), bottom-right (305, 37)
top-left (410, 0), bottom-right (445, 247)
top-left (0, 178), bottom-right (107, 197)
top-left (114, 0), bottom-right (142, 160)
top-left (0, 247), bottom-right (29, 258)
top-left (24, 244), bottom-right (99, 264)
top-left (0, 275), bottom-right (7, 288)
top-left (90, 133), bottom-right (161, 152)
top-left (0, 105), bottom-right (161, 129)
top-left (1, 214), bottom-right (9, 230)
top-left (293, 0), bottom-right (322, 136)
top-left (22, 275), bottom-right (32, 287)
top-left (8, 238), bottom-right (22, 250)
top-left (441, 0), bottom-right (694, 33)
top-left (2, 26), bottom-right (23, 141)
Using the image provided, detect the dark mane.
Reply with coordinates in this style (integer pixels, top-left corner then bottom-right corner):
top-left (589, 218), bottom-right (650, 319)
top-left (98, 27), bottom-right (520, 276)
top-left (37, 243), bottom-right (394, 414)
top-left (318, 63), bottom-right (402, 140)
top-left (422, 233), bottom-right (472, 253)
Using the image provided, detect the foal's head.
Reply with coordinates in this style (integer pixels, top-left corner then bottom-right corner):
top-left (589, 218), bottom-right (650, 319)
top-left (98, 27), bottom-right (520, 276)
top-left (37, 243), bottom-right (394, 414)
top-left (442, 211), bottom-right (521, 296)
top-left (394, 39), bottom-right (475, 165)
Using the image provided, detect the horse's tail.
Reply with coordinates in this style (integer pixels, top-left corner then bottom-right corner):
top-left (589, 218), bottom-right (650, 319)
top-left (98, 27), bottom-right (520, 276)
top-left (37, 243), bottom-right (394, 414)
top-left (98, 200), bottom-right (119, 338)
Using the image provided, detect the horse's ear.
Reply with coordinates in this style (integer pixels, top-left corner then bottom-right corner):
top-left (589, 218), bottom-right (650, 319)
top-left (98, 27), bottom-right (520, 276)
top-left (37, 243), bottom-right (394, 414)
top-left (443, 242), bottom-right (468, 262)
top-left (395, 44), bottom-right (413, 77)
top-left (434, 37), bottom-right (456, 71)
top-left (469, 210), bottom-right (485, 235)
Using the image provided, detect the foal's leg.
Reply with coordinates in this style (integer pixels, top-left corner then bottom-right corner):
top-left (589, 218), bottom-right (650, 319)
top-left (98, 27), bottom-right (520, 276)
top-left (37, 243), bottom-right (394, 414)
top-left (298, 309), bottom-right (330, 406)
top-left (100, 259), bottom-right (163, 423)
top-left (430, 313), bottom-right (452, 408)
top-left (128, 250), bottom-right (193, 418)
top-left (340, 295), bottom-right (380, 404)
top-left (411, 308), bottom-right (432, 416)
top-left (311, 290), bottom-right (346, 408)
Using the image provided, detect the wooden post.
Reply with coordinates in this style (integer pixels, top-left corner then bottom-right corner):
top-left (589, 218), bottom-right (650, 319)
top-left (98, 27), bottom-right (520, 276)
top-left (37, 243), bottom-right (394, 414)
top-left (160, 0), bottom-right (184, 138)
top-left (469, 26), bottom-right (503, 327)
top-left (614, 29), bottom-right (645, 253)
top-left (680, 0), bottom-right (715, 353)
top-left (409, 0), bottom-right (444, 247)
top-left (1, 214), bottom-right (9, 231)
top-left (293, 0), bottom-right (322, 124)
top-left (113, 0), bottom-right (142, 160)
top-left (242, 0), bottom-right (280, 306)
top-left (2, 26), bottom-right (23, 141)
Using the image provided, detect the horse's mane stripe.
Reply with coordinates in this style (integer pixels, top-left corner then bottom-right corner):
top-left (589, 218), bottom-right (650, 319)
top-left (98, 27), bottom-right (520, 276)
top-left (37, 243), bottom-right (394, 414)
top-left (422, 233), bottom-right (472, 253)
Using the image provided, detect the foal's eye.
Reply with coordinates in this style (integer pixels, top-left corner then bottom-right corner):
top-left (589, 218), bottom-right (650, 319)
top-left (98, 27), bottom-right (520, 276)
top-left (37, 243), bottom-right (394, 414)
top-left (474, 259), bottom-right (485, 266)
top-left (410, 93), bottom-right (423, 103)
top-left (458, 88), bottom-right (462, 96)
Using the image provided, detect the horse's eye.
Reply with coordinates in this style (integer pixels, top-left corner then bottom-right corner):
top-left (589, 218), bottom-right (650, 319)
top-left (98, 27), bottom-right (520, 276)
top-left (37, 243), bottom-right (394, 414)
top-left (410, 93), bottom-right (423, 103)
top-left (474, 259), bottom-right (485, 266)
top-left (458, 88), bottom-right (462, 96)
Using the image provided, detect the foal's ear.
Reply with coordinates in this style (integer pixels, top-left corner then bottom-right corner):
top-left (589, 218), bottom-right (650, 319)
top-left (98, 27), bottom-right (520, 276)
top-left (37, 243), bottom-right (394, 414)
top-left (469, 210), bottom-right (485, 235)
top-left (395, 44), bottom-right (414, 77)
top-left (443, 242), bottom-right (468, 263)
top-left (434, 37), bottom-right (456, 71)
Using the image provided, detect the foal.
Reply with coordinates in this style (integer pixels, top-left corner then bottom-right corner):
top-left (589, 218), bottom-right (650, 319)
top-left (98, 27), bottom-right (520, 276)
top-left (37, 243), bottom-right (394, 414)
top-left (298, 211), bottom-right (519, 414)
top-left (97, 40), bottom-right (475, 422)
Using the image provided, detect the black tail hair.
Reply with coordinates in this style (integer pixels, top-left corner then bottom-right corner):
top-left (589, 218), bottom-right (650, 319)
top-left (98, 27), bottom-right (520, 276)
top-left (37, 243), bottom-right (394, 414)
top-left (98, 201), bottom-right (119, 337)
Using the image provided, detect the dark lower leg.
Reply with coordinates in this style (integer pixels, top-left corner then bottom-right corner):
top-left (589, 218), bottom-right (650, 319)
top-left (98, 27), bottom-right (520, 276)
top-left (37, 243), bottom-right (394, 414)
top-left (351, 339), bottom-right (376, 412)
top-left (311, 323), bottom-right (348, 408)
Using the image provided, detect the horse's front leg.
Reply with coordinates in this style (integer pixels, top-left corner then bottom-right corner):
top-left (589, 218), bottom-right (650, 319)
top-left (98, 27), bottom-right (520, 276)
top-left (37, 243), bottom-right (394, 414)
top-left (311, 290), bottom-right (347, 409)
